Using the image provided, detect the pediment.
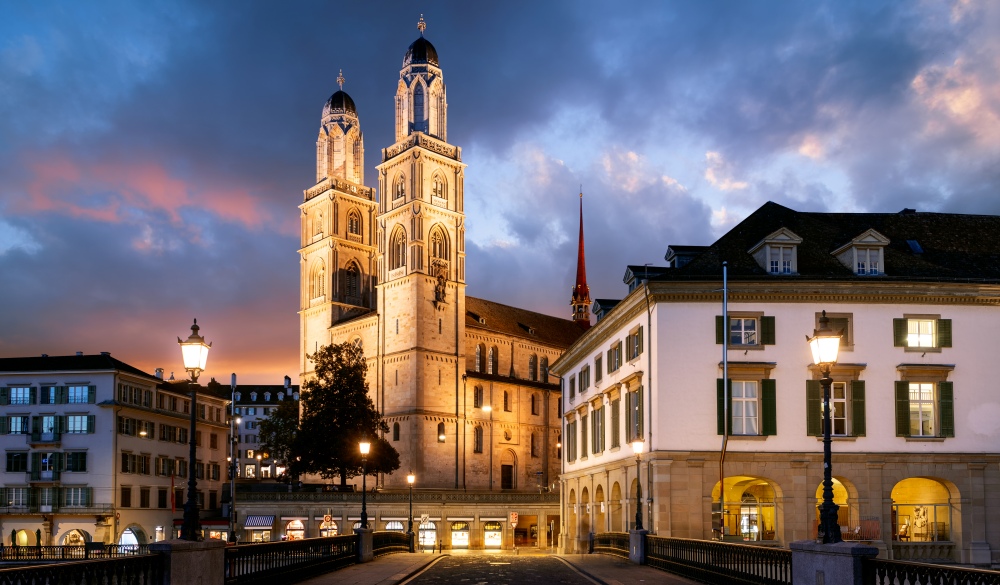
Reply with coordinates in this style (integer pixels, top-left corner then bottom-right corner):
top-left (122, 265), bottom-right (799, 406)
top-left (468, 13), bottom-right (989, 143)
top-left (748, 227), bottom-right (803, 254)
top-left (831, 229), bottom-right (889, 256)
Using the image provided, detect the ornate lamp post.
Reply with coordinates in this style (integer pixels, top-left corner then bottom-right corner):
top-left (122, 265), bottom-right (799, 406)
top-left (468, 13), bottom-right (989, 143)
top-left (406, 472), bottom-right (415, 533)
top-left (631, 439), bottom-right (644, 530)
top-left (808, 310), bottom-right (843, 544)
top-left (227, 373), bottom-right (240, 543)
top-left (178, 319), bottom-right (211, 541)
top-left (359, 440), bottom-right (371, 529)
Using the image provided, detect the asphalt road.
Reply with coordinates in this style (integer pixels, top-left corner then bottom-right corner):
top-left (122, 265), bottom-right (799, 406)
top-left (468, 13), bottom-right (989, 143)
top-left (403, 554), bottom-right (599, 585)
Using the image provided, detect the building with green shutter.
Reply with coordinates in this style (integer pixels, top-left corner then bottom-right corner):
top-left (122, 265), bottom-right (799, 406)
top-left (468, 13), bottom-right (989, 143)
top-left (553, 201), bottom-right (1000, 567)
top-left (0, 352), bottom-right (231, 546)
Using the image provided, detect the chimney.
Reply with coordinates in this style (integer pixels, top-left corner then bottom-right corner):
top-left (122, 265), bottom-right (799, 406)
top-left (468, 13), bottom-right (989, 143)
top-left (100, 351), bottom-right (110, 356)
top-left (155, 368), bottom-right (164, 380)
top-left (168, 372), bottom-right (175, 381)
top-left (41, 354), bottom-right (48, 358)
top-left (76, 351), bottom-right (83, 356)
top-left (284, 375), bottom-right (291, 389)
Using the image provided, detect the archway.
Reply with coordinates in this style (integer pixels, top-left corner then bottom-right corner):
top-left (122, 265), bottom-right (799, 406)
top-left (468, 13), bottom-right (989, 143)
top-left (418, 521), bottom-right (437, 550)
top-left (118, 525), bottom-right (147, 549)
top-left (891, 478), bottom-right (955, 543)
top-left (500, 450), bottom-right (516, 490)
top-left (567, 489), bottom-right (577, 550)
top-left (12, 529), bottom-right (34, 546)
top-left (319, 520), bottom-right (338, 537)
top-left (711, 476), bottom-right (781, 541)
top-left (813, 478), bottom-right (859, 539)
top-left (580, 487), bottom-right (591, 539)
top-left (285, 520), bottom-right (305, 541)
top-left (629, 477), bottom-right (640, 530)
top-left (610, 482), bottom-right (623, 532)
top-left (60, 529), bottom-right (90, 546)
top-left (594, 485), bottom-right (606, 533)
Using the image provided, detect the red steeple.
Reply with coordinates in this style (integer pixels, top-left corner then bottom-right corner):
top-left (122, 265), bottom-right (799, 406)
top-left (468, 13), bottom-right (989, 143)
top-left (571, 191), bottom-right (591, 328)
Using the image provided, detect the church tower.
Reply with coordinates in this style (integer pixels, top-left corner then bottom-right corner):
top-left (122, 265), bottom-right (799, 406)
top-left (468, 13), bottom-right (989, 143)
top-left (570, 192), bottom-right (591, 327)
top-left (375, 16), bottom-right (468, 488)
top-left (299, 72), bottom-right (379, 375)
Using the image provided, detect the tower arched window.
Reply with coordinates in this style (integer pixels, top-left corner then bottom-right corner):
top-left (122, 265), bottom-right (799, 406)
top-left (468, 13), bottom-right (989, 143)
top-left (345, 263), bottom-right (360, 298)
top-left (348, 210), bottom-right (362, 237)
top-left (528, 355), bottom-right (538, 382)
top-left (473, 385), bottom-right (483, 408)
top-left (432, 174), bottom-right (446, 200)
top-left (313, 210), bottom-right (323, 238)
top-left (475, 344), bottom-right (484, 373)
top-left (310, 260), bottom-right (326, 299)
top-left (413, 84), bottom-right (426, 133)
top-left (394, 174), bottom-right (405, 200)
top-left (430, 228), bottom-right (448, 260)
top-left (488, 347), bottom-right (496, 375)
top-left (389, 228), bottom-right (406, 270)
top-left (530, 432), bottom-right (538, 457)
top-left (503, 391), bottom-right (510, 412)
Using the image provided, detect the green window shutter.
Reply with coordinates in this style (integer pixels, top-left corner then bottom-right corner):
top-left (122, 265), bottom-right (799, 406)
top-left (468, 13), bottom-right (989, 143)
top-left (638, 326), bottom-right (644, 354)
top-left (895, 381), bottom-right (910, 437)
top-left (607, 349), bottom-right (612, 373)
top-left (40, 388), bottom-right (50, 405)
top-left (893, 319), bottom-right (907, 347)
top-left (636, 387), bottom-right (644, 436)
top-left (87, 415), bottom-right (96, 433)
top-left (717, 379), bottom-right (725, 435)
top-left (939, 382), bottom-right (954, 437)
top-left (937, 319), bottom-right (952, 348)
top-left (806, 380), bottom-right (822, 436)
top-left (0, 388), bottom-right (7, 405)
top-left (57, 386), bottom-right (68, 404)
top-left (32, 452), bottom-right (41, 472)
top-left (625, 393), bottom-right (633, 441)
top-left (0, 417), bottom-right (8, 435)
top-left (29, 387), bottom-right (37, 404)
top-left (761, 316), bottom-right (776, 345)
top-left (761, 379), bottom-right (777, 436)
top-left (88, 386), bottom-right (97, 403)
top-left (54, 416), bottom-right (64, 434)
top-left (31, 416), bottom-right (40, 434)
top-left (851, 381), bottom-right (866, 437)
top-left (85, 487), bottom-right (93, 507)
top-left (716, 316), bottom-right (725, 344)
top-left (54, 452), bottom-right (64, 471)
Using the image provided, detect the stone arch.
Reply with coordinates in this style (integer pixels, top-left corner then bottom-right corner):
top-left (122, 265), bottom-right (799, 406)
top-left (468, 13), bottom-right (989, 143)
top-left (310, 259), bottom-right (326, 299)
top-left (12, 529), bottom-right (36, 546)
top-left (567, 488), bottom-right (578, 547)
top-left (389, 226), bottom-right (406, 270)
top-left (610, 482), bottom-right (623, 532)
top-left (59, 528), bottom-right (91, 546)
top-left (891, 477), bottom-right (959, 549)
top-left (812, 476), bottom-right (861, 539)
top-left (428, 224), bottom-right (449, 262)
top-left (581, 486), bottom-right (592, 539)
top-left (119, 524), bottom-right (148, 546)
top-left (431, 171), bottom-right (447, 200)
top-left (594, 484), bottom-right (606, 533)
top-left (393, 172), bottom-right (406, 200)
top-left (711, 475), bottom-right (785, 542)
top-left (500, 449), bottom-right (517, 490)
top-left (343, 260), bottom-right (362, 300)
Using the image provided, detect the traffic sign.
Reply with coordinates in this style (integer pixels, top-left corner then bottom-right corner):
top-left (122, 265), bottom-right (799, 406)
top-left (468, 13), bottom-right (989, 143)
top-left (323, 514), bottom-right (332, 523)
top-left (509, 512), bottom-right (518, 526)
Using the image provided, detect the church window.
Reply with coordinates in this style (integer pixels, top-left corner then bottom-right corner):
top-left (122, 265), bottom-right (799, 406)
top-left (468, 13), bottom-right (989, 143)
top-left (473, 426), bottom-right (483, 453)
top-left (488, 347), bottom-right (497, 375)
top-left (438, 319), bottom-right (442, 334)
top-left (503, 391), bottom-right (511, 412)
top-left (528, 355), bottom-right (538, 381)
top-left (430, 228), bottom-right (448, 260)
top-left (540, 357), bottom-right (549, 382)
top-left (530, 433), bottom-right (538, 457)
top-left (313, 210), bottom-right (323, 238)
top-left (392, 423), bottom-right (399, 442)
top-left (432, 174), bottom-right (446, 200)
top-left (310, 260), bottom-right (326, 299)
top-left (531, 394), bottom-right (538, 415)
top-left (345, 263), bottom-right (360, 298)
top-left (348, 210), bottom-right (362, 237)
top-left (473, 386), bottom-right (483, 408)
top-left (390, 228), bottom-right (406, 270)
top-left (475, 344), bottom-right (485, 372)
top-left (413, 85), bottom-right (426, 133)
top-left (394, 174), bottom-right (405, 200)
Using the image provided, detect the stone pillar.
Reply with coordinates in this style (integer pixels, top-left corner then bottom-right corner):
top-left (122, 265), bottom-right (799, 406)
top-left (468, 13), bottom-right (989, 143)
top-left (149, 539), bottom-right (226, 585)
top-left (355, 528), bottom-right (373, 562)
top-left (790, 541), bottom-right (878, 585)
top-left (966, 463), bottom-right (992, 566)
top-left (407, 530), bottom-right (415, 553)
top-left (628, 529), bottom-right (647, 564)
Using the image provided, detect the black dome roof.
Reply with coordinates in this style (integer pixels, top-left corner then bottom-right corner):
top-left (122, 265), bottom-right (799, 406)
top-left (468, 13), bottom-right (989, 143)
top-left (323, 90), bottom-right (357, 117)
top-left (404, 36), bottom-right (438, 67)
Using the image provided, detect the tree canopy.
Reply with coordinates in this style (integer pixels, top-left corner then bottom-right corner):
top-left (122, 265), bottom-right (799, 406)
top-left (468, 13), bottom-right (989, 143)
top-left (257, 396), bottom-right (302, 480)
top-left (296, 342), bottom-right (400, 484)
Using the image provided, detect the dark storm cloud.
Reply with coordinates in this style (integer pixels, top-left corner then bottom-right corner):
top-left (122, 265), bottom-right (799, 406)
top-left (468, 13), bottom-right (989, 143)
top-left (2, 1), bottom-right (998, 380)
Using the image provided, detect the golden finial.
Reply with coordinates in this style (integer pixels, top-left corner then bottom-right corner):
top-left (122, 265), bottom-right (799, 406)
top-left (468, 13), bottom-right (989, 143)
top-left (337, 69), bottom-right (345, 90)
top-left (417, 14), bottom-right (427, 35)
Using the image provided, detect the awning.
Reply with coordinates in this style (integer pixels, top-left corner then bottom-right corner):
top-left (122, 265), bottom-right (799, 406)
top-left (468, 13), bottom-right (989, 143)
top-left (244, 515), bottom-right (275, 528)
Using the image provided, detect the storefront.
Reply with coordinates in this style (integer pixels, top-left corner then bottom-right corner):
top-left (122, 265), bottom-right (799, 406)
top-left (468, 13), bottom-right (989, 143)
top-left (450, 521), bottom-right (470, 549)
top-left (318, 520), bottom-right (338, 537)
top-left (284, 519), bottom-right (305, 540)
top-left (483, 521), bottom-right (503, 549)
top-left (418, 521), bottom-right (437, 550)
top-left (245, 515), bottom-right (275, 543)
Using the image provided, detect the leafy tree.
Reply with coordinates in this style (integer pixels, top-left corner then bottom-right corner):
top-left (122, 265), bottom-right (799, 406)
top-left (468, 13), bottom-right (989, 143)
top-left (257, 397), bottom-right (302, 480)
top-left (297, 342), bottom-right (400, 485)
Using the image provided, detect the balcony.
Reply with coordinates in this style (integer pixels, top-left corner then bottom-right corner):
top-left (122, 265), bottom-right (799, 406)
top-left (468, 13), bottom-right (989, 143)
top-left (28, 431), bottom-right (61, 445)
top-left (29, 469), bottom-right (61, 482)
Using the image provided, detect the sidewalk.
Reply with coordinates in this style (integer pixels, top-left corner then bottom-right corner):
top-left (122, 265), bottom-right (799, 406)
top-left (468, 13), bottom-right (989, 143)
top-left (296, 552), bottom-right (442, 585)
top-left (558, 554), bottom-right (701, 585)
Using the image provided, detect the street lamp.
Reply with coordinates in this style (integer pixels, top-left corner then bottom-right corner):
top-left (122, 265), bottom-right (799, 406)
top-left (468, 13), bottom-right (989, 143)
top-left (228, 373), bottom-right (240, 543)
top-left (407, 472), bottom-right (415, 534)
top-left (178, 319), bottom-right (211, 541)
top-left (808, 310), bottom-right (843, 544)
top-left (359, 440), bottom-right (371, 529)
top-left (631, 439), bottom-right (644, 531)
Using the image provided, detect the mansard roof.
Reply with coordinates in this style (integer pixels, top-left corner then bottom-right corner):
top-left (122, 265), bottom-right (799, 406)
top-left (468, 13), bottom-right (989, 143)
top-left (661, 201), bottom-right (1000, 281)
top-left (0, 353), bottom-right (158, 381)
top-left (466, 296), bottom-right (585, 348)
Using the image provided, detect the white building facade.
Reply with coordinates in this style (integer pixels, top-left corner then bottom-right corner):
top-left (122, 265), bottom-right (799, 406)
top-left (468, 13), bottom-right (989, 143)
top-left (554, 202), bottom-right (1000, 566)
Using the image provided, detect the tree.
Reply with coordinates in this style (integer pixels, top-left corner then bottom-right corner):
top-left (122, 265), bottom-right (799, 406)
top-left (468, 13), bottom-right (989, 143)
top-left (257, 397), bottom-right (302, 481)
top-left (297, 342), bottom-right (400, 485)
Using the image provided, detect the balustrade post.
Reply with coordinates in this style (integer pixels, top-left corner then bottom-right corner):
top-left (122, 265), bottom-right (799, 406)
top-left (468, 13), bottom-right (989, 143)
top-left (790, 540), bottom-right (879, 585)
top-left (149, 539), bottom-right (226, 585)
top-left (628, 529), bottom-right (647, 564)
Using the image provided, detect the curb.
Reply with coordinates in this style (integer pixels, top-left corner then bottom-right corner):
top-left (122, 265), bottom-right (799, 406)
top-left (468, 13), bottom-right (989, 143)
top-left (554, 556), bottom-right (610, 585)
top-left (396, 553), bottom-right (450, 584)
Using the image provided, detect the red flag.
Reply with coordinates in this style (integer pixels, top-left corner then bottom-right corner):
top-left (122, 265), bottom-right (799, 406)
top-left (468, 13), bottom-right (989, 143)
top-left (170, 474), bottom-right (175, 512)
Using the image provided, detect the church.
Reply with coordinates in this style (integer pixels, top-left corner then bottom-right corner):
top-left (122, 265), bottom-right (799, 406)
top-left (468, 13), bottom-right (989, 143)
top-left (295, 18), bottom-right (587, 549)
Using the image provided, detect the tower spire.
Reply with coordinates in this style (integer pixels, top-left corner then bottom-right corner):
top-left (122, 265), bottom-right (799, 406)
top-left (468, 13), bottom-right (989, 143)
top-left (571, 190), bottom-right (592, 328)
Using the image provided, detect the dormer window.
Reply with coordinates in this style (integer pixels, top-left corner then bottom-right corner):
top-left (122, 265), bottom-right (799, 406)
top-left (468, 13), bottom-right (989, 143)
top-left (832, 229), bottom-right (888, 276)
top-left (250, 392), bottom-right (257, 402)
top-left (748, 228), bottom-right (802, 276)
top-left (264, 392), bottom-right (271, 401)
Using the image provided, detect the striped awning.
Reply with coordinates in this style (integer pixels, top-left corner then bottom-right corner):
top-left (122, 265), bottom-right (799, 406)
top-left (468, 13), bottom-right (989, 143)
top-left (244, 515), bottom-right (275, 528)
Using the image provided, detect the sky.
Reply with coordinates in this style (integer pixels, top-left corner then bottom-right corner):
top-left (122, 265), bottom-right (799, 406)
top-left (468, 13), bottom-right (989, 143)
top-left (1, 1), bottom-right (998, 384)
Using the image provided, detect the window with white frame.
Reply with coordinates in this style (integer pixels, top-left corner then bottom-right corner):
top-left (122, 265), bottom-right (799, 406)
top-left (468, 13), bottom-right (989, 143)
top-left (856, 247), bottom-right (880, 275)
top-left (9, 387), bottom-right (32, 405)
top-left (67, 386), bottom-right (91, 403)
top-left (909, 383), bottom-right (936, 437)
top-left (731, 381), bottom-right (759, 435)
top-left (626, 326), bottom-right (643, 360)
top-left (894, 316), bottom-right (951, 350)
top-left (607, 342), bottom-right (622, 373)
top-left (64, 487), bottom-right (89, 507)
top-left (731, 318), bottom-right (758, 346)
top-left (769, 245), bottom-right (794, 274)
top-left (8, 416), bottom-right (29, 434)
top-left (717, 314), bottom-right (775, 348)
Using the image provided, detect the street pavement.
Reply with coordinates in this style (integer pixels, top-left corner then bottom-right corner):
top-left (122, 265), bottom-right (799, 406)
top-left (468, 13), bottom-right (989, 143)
top-left (296, 550), bottom-right (701, 585)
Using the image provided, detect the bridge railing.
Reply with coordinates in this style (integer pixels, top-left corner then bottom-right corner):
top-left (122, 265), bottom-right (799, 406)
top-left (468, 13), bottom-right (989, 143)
top-left (646, 535), bottom-right (792, 585)
top-left (0, 553), bottom-right (160, 584)
top-left (224, 535), bottom-right (356, 585)
top-left (592, 532), bottom-right (630, 559)
top-left (372, 531), bottom-right (410, 557)
top-left (862, 557), bottom-right (1000, 585)
top-left (0, 543), bottom-right (150, 561)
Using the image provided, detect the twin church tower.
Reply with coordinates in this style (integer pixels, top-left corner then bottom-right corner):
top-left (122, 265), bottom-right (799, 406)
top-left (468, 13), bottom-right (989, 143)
top-left (298, 19), bottom-right (588, 496)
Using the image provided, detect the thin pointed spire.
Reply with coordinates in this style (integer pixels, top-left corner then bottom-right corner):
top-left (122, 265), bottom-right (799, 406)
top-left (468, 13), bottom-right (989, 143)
top-left (571, 189), bottom-right (591, 328)
top-left (417, 14), bottom-right (427, 35)
top-left (337, 69), bottom-right (345, 90)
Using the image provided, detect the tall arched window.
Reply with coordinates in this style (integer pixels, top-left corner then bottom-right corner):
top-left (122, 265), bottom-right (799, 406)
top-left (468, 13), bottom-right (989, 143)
top-left (313, 210), bottom-right (323, 238)
top-left (503, 391), bottom-right (510, 412)
top-left (540, 357), bottom-right (549, 382)
top-left (528, 355), bottom-right (538, 381)
top-left (413, 84), bottom-right (426, 133)
top-left (394, 174), bottom-right (405, 200)
top-left (392, 422), bottom-right (400, 441)
top-left (475, 345), bottom-right (484, 372)
top-left (310, 260), bottom-right (326, 299)
top-left (530, 394), bottom-right (538, 415)
top-left (473, 386), bottom-right (483, 408)
top-left (488, 347), bottom-right (496, 375)
top-left (430, 227), bottom-right (448, 260)
top-left (474, 426), bottom-right (483, 453)
top-left (390, 228), bottom-right (406, 270)
top-left (348, 210), bottom-right (362, 237)
top-left (530, 432), bottom-right (538, 457)
top-left (432, 174), bottom-right (446, 200)
top-left (345, 263), bottom-right (360, 298)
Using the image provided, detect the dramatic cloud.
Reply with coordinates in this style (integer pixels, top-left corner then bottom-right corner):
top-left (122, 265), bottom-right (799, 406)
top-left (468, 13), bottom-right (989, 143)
top-left (1, 0), bottom-right (998, 382)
